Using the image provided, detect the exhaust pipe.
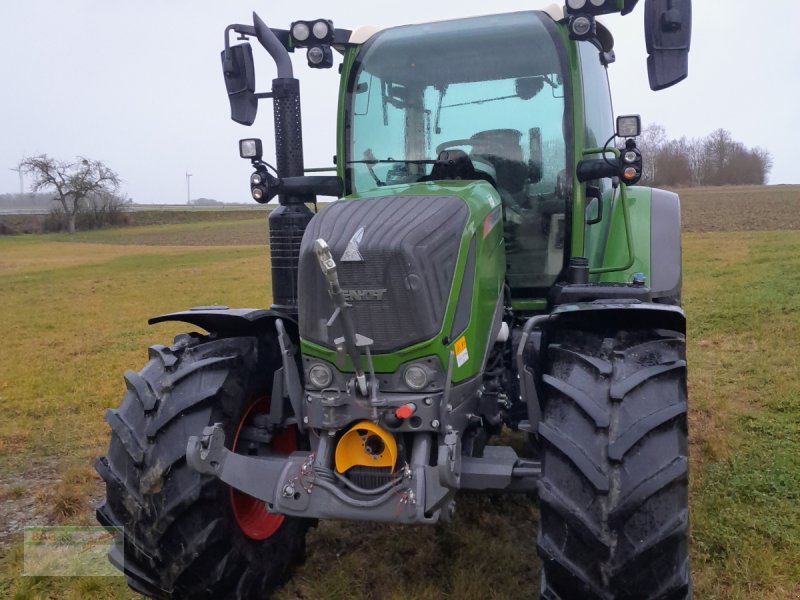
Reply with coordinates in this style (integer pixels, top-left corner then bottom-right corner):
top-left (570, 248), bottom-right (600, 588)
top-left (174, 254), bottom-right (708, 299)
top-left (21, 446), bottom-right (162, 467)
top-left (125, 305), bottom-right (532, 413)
top-left (253, 12), bottom-right (314, 315)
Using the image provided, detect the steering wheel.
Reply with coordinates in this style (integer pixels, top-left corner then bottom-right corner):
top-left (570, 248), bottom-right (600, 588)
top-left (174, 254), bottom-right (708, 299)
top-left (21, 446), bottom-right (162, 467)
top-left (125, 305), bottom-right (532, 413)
top-left (435, 139), bottom-right (478, 155)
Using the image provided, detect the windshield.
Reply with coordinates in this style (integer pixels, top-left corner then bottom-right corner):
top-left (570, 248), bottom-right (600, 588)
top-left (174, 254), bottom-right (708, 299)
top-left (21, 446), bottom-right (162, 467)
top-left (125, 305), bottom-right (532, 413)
top-left (347, 11), bottom-right (569, 290)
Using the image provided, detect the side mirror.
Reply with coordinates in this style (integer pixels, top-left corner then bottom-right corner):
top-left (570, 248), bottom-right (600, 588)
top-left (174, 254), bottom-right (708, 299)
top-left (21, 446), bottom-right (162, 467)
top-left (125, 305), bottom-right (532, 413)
top-left (645, 0), bottom-right (692, 91)
top-left (221, 44), bottom-right (258, 126)
top-left (528, 128), bottom-right (543, 184)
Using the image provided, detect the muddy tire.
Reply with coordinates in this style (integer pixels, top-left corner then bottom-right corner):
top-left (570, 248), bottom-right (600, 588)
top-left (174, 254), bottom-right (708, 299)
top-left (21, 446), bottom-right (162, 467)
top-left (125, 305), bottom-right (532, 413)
top-left (96, 334), bottom-right (309, 599)
top-left (537, 328), bottom-right (690, 600)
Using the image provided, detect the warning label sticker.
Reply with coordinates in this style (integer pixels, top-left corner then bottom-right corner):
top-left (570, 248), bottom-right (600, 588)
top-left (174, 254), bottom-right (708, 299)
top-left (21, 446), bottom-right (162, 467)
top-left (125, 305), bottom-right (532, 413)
top-left (454, 336), bottom-right (469, 367)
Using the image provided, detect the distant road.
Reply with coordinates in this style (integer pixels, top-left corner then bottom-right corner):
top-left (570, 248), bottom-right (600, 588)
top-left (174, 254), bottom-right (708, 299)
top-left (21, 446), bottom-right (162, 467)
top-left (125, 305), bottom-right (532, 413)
top-left (0, 208), bottom-right (50, 215)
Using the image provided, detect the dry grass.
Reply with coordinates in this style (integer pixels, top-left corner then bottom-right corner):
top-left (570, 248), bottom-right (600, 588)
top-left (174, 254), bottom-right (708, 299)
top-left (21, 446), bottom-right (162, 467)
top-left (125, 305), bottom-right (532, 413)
top-left (1, 193), bottom-right (799, 598)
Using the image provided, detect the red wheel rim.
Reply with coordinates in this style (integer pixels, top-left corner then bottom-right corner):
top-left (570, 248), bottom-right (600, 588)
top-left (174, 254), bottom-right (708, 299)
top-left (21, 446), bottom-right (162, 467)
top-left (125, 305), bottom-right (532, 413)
top-left (229, 398), bottom-right (296, 540)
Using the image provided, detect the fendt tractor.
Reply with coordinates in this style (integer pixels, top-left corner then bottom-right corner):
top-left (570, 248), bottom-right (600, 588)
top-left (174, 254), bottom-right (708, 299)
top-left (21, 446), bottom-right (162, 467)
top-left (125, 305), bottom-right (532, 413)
top-left (97, 1), bottom-right (693, 598)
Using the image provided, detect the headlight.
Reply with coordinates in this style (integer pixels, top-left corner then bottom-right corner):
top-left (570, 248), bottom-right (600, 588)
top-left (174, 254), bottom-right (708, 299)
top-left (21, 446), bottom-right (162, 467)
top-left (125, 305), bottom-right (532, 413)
top-left (624, 151), bottom-right (639, 164)
top-left (589, 0), bottom-right (606, 6)
top-left (567, 0), bottom-right (587, 8)
top-left (403, 365), bottom-right (428, 391)
top-left (309, 364), bottom-right (333, 388)
top-left (251, 173), bottom-right (263, 186)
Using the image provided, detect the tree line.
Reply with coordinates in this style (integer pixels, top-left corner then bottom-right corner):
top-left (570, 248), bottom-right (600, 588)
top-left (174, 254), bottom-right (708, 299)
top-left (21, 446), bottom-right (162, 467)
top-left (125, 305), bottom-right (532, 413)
top-left (638, 125), bottom-right (773, 188)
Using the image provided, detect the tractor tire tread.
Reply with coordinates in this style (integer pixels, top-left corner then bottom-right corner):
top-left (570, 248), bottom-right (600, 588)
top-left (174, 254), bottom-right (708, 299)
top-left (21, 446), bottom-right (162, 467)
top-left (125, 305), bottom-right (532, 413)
top-left (537, 328), bottom-right (690, 600)
top-left (97, 335), bottom-right (308, 599)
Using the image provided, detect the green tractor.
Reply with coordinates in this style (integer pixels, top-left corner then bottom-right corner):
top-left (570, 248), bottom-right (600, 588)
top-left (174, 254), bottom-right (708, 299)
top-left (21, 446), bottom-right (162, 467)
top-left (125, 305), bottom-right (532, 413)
top-left (97, 1), bottom-right (693, 598)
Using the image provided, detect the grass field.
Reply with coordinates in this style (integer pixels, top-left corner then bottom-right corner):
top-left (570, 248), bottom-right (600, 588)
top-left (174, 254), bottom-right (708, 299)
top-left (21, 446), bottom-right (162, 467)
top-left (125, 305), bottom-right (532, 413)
top-left (1, 185), bottom-right (799, 599)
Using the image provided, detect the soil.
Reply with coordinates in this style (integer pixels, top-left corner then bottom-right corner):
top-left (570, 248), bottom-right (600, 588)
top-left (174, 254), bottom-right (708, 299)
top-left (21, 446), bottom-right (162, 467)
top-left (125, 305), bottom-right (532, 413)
top-left (679, 185), bottom-right (800, 232)
top-left (0, 465), bottom-right (104, 552)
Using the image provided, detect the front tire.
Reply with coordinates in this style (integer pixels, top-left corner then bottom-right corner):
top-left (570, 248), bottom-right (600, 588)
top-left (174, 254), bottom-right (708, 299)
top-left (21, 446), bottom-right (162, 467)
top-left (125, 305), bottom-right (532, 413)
top-left (537, 327), bottom-right (690, 599)
top-left (96, 333), bottom-right (309, 599)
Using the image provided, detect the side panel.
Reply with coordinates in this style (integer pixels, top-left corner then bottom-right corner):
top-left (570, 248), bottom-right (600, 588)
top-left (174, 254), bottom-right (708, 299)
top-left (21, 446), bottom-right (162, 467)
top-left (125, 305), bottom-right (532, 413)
top-left (594, 186), bottom-right (652, 284)
top-left (585, 186), bottom-right (682, 301)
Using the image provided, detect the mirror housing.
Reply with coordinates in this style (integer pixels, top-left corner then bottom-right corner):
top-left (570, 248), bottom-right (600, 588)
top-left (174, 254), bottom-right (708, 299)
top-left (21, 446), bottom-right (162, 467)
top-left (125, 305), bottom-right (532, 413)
top-left (221, 44), bottom-right (258, 126)
top-left (645, 0), bottom-right (692, 91)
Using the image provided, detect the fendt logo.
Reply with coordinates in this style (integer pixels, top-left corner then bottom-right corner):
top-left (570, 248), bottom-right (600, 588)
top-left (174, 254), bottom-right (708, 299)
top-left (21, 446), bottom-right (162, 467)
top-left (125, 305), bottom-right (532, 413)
top-left (342, 289), bottom-right (388, 302)
top-left (341, 227), bottom-right (365, 262)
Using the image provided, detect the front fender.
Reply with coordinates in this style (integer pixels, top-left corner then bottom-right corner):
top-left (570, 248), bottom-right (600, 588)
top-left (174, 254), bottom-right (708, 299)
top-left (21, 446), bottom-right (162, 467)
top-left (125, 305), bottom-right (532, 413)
top-left (549, 301), bottom-right (685, 334)
top-left (149, 306), bottom-right (298, 338)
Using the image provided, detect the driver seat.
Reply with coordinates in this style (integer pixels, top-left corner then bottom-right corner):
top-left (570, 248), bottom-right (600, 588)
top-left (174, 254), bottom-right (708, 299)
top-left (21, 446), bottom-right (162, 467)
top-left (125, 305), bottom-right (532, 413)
top-left (469, 129), bottom-right (528, 195)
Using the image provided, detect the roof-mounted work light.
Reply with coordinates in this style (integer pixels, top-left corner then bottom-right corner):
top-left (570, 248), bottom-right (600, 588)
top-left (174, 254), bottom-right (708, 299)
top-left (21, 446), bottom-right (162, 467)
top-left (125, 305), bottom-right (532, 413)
top-left (290, 19), bottom-right (334, 46)
top-left (568, 14), bottom-right (596, 40)
top-left (565, 0), bottom-right (640, 16)
top-left (307, 45), bottom-right (333, 69)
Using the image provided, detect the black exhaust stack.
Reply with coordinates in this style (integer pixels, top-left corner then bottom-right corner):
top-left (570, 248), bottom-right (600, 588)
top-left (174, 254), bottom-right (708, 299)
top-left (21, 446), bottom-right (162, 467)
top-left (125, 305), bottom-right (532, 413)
top-left (253, 14), bottom-right (315, 316)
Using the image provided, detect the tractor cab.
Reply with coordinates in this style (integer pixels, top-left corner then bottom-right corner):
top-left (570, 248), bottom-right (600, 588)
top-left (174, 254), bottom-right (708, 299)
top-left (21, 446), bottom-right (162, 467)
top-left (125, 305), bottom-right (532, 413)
top-left (345, 12), bottom-right (569, 291)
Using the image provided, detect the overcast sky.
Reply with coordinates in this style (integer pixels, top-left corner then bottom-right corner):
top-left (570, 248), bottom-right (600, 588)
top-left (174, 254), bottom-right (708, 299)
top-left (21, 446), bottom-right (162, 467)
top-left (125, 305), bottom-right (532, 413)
top-left (1, 1), bottom-right (797, 204)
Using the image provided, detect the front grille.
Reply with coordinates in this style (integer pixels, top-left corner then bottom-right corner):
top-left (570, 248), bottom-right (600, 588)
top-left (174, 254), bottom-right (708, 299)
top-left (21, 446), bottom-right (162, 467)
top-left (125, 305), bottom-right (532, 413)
top-left (344, 466), bottom-right (395, 491)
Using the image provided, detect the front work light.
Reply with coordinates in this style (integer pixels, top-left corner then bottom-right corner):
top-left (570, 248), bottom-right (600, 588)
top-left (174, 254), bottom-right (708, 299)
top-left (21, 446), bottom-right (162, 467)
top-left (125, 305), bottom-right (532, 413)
top-left (239, 138), bottom-right (263, 161)
top-left (307, 45), bottom-right (334, 69)
top-left (617, 115), bottom-right (642, 138)
top-left (291, 22), bottom-right (310, 43)
top-left (290, 19), bottom-right (334, 46)
top-left (569, 15), bottom-right (596, 40)
top-left (565, 0), bottom-right (626, 16)
top-left (312, 20), bottom-right (331, 40)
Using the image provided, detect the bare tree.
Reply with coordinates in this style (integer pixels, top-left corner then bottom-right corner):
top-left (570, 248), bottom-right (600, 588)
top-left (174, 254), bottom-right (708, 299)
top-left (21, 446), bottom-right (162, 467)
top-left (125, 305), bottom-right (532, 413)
top-left (639, 123), bottom-right (667, 185)
top-left (18, 155), bottom-right (121, 234)
top-left (639, 125), bottom-right (773, 188)
top-left (655, 138), bottom-right (693, 187)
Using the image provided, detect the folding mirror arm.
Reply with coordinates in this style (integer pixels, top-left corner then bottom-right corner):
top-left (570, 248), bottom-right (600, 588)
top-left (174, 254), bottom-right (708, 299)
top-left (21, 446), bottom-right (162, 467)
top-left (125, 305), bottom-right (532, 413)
top-left (223, 16), bottom-right (293, 80)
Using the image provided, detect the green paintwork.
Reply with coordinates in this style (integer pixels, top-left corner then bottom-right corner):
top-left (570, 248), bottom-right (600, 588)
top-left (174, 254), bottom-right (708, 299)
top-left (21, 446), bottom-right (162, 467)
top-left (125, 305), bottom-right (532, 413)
top-left (563, 26), bottom-right (587, 262)
top-left (585, 186), bottom-right (652, 283)
top-left (511, 299), bottom-right (548, 312)
top-left (336, 47), bottom-right (360, 184)
top-left (300, 180), bottom-right (505, 383)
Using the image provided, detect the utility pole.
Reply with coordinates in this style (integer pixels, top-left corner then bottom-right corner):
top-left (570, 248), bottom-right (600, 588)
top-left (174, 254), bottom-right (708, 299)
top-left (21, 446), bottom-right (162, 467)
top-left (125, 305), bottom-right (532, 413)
top-left (185, 171), bottom-right (193, 205)
top-left (9, 167), bottom-right (23, 196)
